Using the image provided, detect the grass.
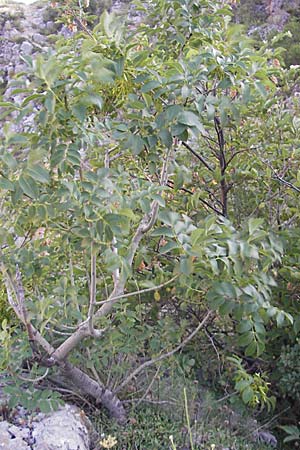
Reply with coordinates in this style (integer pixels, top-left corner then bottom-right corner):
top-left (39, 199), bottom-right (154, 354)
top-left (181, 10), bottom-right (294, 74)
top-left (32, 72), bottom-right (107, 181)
top-left (91, 388), bottom-right (276, 450)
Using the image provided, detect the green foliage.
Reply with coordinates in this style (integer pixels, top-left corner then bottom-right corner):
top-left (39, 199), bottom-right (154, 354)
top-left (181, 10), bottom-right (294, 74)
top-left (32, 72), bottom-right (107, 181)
top-left (272, 18), bottom-right (300, 67)
top-left (279, 425), bottom-right (300, 444)
top-left (227, 356), bottom-right (275, 412)
top-left (93, 396), bottom-right (272, 450)
top-left (277, 343), bottom-right (300, 403)
top-left (1, 0), bottom-right (300, 442)
top-left (3, 378), bottom-right (63, 413)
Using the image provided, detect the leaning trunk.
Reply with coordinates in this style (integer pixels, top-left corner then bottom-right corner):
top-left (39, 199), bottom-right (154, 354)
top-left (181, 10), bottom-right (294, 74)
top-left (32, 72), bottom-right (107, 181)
top-left (60, 361), bottom-right (126, 424)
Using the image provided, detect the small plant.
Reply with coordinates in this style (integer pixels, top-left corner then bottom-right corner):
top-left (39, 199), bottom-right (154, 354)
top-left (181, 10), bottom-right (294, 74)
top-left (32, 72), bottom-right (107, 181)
top-left (227, 355), bottom-right (276, 411)
top-left (279, 425), bottom-right (300, 444)
top-left (98, 434), bottom-right (118, 449)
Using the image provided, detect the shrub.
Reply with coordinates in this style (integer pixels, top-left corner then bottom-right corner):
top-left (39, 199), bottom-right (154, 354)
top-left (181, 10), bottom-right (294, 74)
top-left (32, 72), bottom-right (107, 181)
top-left (278, 343), bottom-right (300, 404)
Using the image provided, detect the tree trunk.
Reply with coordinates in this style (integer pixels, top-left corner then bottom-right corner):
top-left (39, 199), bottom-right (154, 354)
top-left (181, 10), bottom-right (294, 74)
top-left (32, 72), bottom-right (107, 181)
top-left (60, 361), bottom-right (126, 424)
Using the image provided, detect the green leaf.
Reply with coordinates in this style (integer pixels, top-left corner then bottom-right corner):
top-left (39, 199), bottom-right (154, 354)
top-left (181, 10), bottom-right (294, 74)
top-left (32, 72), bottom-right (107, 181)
top-left (8, 135), bottom-right (28, 145)
top-left (245, 341), bottom-right (258, 357)
top-left (237, 320), bottom-right (252, 333)
top-left (158, 211), bottom-right (180, 226)
top-left (151, 226), bottom-right (174, 238)
top-left (159, 129), bottom-right (173, 148)
top-left (19, 175), bottom-right (39, 199)
top-left (237, 331), bottom-right (254, 347)
top-left (248, 218), bottom-right (264, 235)
top-left (0, 177), bottom-right (15, 191)
top-left (72, 104), bottom-right (86, 122)
top-left (242, 386), bottom-right (254, 404)
top-left (159, 240), bottom-right (179, 254)
top-left (104, 213), bottom-right (129, 228)
top-left (45, 92), bottom-right (56, 114)
top-left (141, 80), bottom-right (161, 93)
top-left (293, 317), bottom-right (300, 335)
top-left (0, 101), bottom-right (18, 108)
top-left (178, 111), bottom-right (204, 132)
top-left (236, 380), bottom-right (251, 391)
top-left (124, 134), bottom-right (145, 155)
top-left (22, 93), bottom-right (45, 107)
top-left (91, 64), bottom-right (115, 83)
top-left (206, 289), bottom-right (225, 309)
top-left (219, 300), bottom-right (235, 315)
top-left (254, 322), bottom-right (266, 335)
top-left (179, 257), bottom-right (193, 275)
top-left (27, 165), bottom-right (49, 184)
top-left (276, 311), bottom-right (285, 327)
top-left (51, 146), bottom-right (66, 167)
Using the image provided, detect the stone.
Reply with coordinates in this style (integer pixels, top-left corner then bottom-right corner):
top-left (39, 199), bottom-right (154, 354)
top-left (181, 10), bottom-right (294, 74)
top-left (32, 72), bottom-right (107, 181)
top-left (32, 32), bottom-right (45, 44)
top-left (32, 404), bottom-right (91, 450)
top-left (20, 41), bottom-right (33, 54)
top-left (0, 421), bottom-right (30, 450)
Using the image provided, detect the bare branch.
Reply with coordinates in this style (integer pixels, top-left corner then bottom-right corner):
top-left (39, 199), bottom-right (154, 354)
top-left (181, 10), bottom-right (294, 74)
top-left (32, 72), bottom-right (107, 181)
top-left (181, 141), bottom-right (213, 172)
top-left (272, 174), bottom-right (300, 193)
top-left (115, 310), bottom-right (213, 393)
top-left (1, 264), bottom-right (55, 357)
top-left (17, 150), bottom-right (171, 362)
top-left (135, 365), bottom-right (161, 407)
top-left (110, 151), bottom-right (124, 161)
top-left (95, 275), bottom-right (179, 305)
top-left (93, 150), bottom-right (171, 320)
top-left (16, 367), bottom-right (49, 383)
top-left (87, 243), bottom-right (97, 335)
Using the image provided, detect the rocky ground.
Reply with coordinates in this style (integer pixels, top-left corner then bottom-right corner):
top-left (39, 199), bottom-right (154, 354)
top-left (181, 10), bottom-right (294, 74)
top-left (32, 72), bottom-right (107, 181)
top-left (0, 1), bottom-right (56, 88)
top-left (0, 403), bottom-right (92, 450)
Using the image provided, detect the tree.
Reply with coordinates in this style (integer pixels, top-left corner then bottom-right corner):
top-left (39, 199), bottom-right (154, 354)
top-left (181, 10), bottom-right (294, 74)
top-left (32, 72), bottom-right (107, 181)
top-left (0, 0), bottom-right (298, 421)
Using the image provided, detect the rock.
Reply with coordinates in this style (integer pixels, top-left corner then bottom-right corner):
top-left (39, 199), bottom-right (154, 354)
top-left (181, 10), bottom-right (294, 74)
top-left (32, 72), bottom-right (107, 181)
top-left (20, 40), bottom-right (33, 54)
top-left (253, 430), bottom-right (277, 447)
top-left (0, 421), bottom-right (30, 450)
top-left (32, 404), bottom-right (91, 450)
top-left (32, 32), bottom-right (45, 44)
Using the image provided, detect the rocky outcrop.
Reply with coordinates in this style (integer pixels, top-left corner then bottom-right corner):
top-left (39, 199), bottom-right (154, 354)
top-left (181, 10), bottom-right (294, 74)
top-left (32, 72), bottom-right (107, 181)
top-left (0, 405), bottom-right (92, 450)
top-left (32, 405), bottom-right (91, 450)
top-left (265, 0), bottom-right (300, 28)
top-left (0, 1), bottom-right (59, 93)
top-left (0, 421), bottom-right (31, 450)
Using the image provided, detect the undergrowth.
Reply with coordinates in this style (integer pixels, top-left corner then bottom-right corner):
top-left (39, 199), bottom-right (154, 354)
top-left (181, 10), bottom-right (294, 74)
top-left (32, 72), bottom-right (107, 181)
top-left (91, 389), bottom-right (275, 450)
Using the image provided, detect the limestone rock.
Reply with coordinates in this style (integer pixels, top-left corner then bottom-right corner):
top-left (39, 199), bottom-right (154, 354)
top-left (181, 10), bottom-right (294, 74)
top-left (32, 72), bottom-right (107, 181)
top-left (0, 421), bottom-right (31, 450)
top-left (32, 404), bottom-right (91, 450)
top-left (20, 40), bottom-right (33, 54)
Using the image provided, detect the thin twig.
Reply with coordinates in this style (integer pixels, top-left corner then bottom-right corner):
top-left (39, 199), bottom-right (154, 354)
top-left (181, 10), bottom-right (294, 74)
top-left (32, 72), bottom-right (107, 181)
top-left (246, 407), bottom-right (290, 438)
top-left (135, 365), bottom-right (161, 408)
top-left (115, 311), bottom-right (213, 393)
top-left (205, 329), bottom-right (222, 378)
top-left (87, 243), bottom-right (97, 335)
top-left (181, 141), bottom-right (213, 172)
top-left (86, 348), bottom-right (104, 387)
top-left (95, 275), bottom-right (179, 305)
top-left (272, 175), bottom-right (300, 193)
top-left (15, 368), bottom-right (49, 383)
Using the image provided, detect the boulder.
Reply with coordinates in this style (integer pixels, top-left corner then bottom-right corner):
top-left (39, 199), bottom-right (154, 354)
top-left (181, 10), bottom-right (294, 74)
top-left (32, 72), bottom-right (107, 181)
top-left (0, 421), bottom-right (31, 450)
top-left (32, 404), bottom-right (91, 450)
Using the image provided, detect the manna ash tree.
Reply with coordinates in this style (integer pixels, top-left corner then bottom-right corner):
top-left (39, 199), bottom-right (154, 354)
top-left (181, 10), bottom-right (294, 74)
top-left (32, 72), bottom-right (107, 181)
top-left (0, 0), bottom-right (299, 421)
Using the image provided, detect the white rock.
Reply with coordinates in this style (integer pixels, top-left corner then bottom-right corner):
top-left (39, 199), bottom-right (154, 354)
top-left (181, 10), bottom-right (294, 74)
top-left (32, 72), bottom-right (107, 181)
top-left (32, 404), bottom-right (91, 450)
top-left (20, 41), bottom-right (33, 54)
top-left (0, 421), bottom-right (30, 450)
